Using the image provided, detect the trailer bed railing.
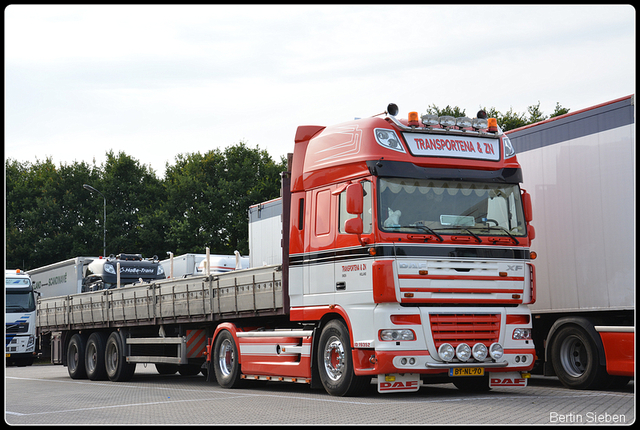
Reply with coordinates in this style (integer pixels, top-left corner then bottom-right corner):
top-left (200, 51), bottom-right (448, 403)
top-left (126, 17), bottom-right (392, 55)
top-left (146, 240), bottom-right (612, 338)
top-left (37, 265), bottom-right (284, 331)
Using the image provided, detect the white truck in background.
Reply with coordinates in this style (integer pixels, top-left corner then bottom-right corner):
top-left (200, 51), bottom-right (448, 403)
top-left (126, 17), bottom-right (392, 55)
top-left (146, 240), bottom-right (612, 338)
top-left (6, 269), bottom-right (38, 366)
top-left (507, 95), bottom-right (635, 389)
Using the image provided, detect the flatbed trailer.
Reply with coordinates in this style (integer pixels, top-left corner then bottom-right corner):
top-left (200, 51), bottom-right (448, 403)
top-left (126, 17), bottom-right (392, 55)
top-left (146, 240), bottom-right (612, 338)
top-left (37, 265), bottom-right (284, 370)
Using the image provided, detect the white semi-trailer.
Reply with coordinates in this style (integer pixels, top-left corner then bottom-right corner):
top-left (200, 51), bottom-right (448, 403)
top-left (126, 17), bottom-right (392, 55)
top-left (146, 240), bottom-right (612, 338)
top-left (508, 95), bottom-right (635, 389)
top-left (27, 257), bottom-right (96, 298)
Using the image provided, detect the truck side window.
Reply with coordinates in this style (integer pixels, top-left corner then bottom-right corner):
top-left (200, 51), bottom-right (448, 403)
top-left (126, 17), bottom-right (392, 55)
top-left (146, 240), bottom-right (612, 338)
top-left (339, 181), bottom-right (372, 234)
top-left (315, 190), bottom-right (331, 236)
top-left (298, 197), bottom-right (304, 230)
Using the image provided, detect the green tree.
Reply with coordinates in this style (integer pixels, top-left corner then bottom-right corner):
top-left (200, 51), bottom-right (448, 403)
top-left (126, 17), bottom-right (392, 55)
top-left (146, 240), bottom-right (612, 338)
top-left (164, 142), bottom-right (285, 256)
top-left (476, 102), bottom-right (570, 131)
top-left (6, 142), bottom-right (285, 271)
top-left (164, 149), bottom-right (227, 254)
top-left (527, 101), bottom-right (547, 124)
top-left (218, 143), bottom-right (285, 254)
top-left (550, 102), bottom-right (570, 118)
top-left (98, 150), bottom-right (166, 258)
top-left (426, 104), bottom-right (466, 118)
top-left (6, 157), bottom-right (101, 269)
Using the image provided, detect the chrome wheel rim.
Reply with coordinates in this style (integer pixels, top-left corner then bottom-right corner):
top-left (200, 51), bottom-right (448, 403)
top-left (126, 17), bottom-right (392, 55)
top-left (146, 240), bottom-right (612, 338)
top-left (323, 336), bottom-right (345, 381)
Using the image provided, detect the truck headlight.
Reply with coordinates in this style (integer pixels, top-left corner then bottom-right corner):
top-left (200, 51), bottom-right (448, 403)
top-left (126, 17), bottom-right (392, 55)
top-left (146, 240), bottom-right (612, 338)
top-left (512, 328), bottom-right (532, 340)
top-left (489, 342), bottom-right (504, 360)
top-left (104, 264), bottom-right (116, 275)
top-left (438, 343), bottom-right (455, 362)
top-left (380, 329), bottom-right (415, 341)
top-left (157, 265), bottom-right (165, 276)
top-left (472, 343), bottom-right (488, 361)
top-left (455, 343), bottom-right (471, 361)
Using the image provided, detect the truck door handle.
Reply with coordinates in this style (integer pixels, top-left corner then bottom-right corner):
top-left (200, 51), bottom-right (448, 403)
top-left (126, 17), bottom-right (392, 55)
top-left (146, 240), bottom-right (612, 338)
top-left (336, 282), bottom-right (346, 291)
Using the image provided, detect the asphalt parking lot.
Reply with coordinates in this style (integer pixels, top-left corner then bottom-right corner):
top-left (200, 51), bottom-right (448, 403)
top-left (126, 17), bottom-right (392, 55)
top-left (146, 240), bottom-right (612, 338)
top-left (5, 364), bottom-right (634, 425)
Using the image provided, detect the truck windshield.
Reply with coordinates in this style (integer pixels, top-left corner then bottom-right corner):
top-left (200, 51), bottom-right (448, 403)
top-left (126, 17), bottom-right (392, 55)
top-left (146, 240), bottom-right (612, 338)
top-left (5, 279), bottom-right (36, 313)
top-left (378, 177), bottom-right (526, 238)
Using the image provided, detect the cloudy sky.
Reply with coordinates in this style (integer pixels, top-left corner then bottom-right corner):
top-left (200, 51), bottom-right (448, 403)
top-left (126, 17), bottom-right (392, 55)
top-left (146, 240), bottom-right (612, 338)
top-left (5, 5), bottom-right (635, 177)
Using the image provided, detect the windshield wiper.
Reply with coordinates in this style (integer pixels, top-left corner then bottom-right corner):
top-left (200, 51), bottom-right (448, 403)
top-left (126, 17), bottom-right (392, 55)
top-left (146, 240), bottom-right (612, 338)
top-left (484, 225), bottom-right (520, 245)
top-left (413, 225), bottom-right (444, 242)
top-left (433, 226), bottom-right (483, 243)
top-left (394, 225), bottom-right (444, 242)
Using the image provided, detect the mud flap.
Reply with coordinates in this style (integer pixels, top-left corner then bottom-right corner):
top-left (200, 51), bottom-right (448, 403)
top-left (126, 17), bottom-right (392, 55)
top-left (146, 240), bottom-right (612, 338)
top-left (489, 372), bottom-right (528, 388)
top-left (377, 373), bottom-right (421, 393)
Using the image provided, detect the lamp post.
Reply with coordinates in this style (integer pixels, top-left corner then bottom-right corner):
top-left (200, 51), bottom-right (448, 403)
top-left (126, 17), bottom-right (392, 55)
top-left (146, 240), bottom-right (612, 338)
top-left (83, 184), bottom-right (106, 257)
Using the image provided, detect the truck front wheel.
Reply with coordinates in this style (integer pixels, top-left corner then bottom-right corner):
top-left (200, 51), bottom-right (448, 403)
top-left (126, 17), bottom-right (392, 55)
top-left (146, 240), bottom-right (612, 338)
top-left (67, 334), bottom-right (87, 379)
top-left (105, 332), bottom-right (136, 382)
top-left (550, 325), bottom-right (607, 389)
top-left (212, 330), bottom-right (244, 388)
top-left (317, 319), bottom-right (370, 396)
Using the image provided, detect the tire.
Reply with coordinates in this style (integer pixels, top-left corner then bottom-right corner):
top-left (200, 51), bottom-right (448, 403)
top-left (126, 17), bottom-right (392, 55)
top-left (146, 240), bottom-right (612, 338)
top-left (212, 330), bottom-right (244, 388)
top-left (67, 334), bottom-right (88, 379)
top-left (85, 332), bottom-right (108, 380)
top-left (452, 374), bottom-right (491, 392)
top-left (155, 363), bottom-right (179, 375)
top-left (550, 325), bottom-right (607, 389)
top-left (317, 319), bottom-right (370, 397)
top-left (105, 332), bottom-right (136, 382)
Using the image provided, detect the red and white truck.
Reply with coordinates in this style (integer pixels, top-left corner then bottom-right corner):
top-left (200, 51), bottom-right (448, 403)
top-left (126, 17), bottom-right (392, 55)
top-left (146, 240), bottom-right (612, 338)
top-left (508, 95), bottom-right (635, 389)
top-left (36, 104), bottom-right (537, 396)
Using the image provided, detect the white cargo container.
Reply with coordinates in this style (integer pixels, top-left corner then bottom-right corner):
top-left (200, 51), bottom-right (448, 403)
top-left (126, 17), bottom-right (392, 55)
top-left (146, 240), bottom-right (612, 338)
top-left (508, 95), bottom-right (635, 389)
top-left (160, 253), bottom-right (207, 278)
top-left (248, 198), bottom-right (283, 267)
top-left (195, 252), bottom-right (249, 274)
top-left (27, 257), bottom-right (97, 298)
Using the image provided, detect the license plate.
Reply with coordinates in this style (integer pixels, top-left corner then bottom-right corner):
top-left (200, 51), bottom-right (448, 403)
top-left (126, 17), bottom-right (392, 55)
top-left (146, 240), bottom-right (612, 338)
top-left (449, 367), bottom-right (484, 377)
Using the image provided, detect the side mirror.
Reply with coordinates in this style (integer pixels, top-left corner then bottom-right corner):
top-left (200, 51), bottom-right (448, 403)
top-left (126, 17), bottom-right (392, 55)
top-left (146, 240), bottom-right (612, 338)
top-left (344, 217), bottom-right (363, 235)
top-left (346, 183), bottom-right (363, 214)
top-left (522, 190), bottom-right (533, 223)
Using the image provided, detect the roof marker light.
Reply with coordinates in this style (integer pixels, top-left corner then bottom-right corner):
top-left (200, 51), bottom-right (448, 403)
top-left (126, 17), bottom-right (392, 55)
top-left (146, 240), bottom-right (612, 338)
top-left (487, 118), bottom-right (498, 132)
top-left (408, 111), bottom-right (420, 126)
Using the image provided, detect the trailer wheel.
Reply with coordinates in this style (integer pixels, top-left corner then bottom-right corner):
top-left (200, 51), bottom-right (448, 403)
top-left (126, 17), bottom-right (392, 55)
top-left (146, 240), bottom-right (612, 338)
top-left (212, 330), bottom-right (244, 388)
top-left (317, 319), bottom-right (370, 396)
top-left (105, 332), bottom-right (136, 382)
top-left (85, 332), bottom-right (108, 380)
top-left (67, 334), bottom-right (88, 379)
top-left (550, 325), bottom-right (607, 389)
